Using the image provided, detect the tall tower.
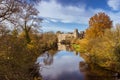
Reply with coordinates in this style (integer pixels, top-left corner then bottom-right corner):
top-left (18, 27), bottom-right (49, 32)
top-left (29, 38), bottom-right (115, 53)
top-left (73, 29), bottom-right (79, 38)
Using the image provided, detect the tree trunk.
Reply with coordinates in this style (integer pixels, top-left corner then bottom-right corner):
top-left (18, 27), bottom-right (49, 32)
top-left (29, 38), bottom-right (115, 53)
top-left (24, 21), bottom-right (31, 43)
top-left (25, 29), bottom-right (31, 43)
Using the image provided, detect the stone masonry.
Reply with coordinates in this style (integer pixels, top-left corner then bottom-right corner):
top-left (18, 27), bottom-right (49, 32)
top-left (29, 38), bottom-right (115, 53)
top-left (57, 29), bottom-right (84, 43)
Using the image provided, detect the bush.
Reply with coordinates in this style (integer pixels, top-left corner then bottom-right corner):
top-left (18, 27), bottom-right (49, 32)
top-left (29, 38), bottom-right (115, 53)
top-left (0, 31), bottom-right (57, 80)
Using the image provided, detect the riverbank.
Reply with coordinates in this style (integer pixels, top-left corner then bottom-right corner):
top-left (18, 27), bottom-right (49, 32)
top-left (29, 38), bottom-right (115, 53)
top-left (0, 32), bottom-right (58, 80)
top-left (72, 43), bottom-right (120, 80)
top-left (71, 22), bottom-right (120, 77)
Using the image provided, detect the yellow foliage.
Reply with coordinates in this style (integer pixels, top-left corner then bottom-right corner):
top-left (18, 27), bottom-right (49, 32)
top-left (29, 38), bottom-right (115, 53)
top-left (86, 12), bottom-right (112, 39)
top-left (19, 32), bottom-right (26, 38)
top-left (77, 38), bottom-right (89, 53)
top-left (75, 24), bottom-right (120, 71)
top-left (27, 43), bottom-right (34, 50)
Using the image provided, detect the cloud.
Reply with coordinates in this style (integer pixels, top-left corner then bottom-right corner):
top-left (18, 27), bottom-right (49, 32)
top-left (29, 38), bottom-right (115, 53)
top-left (42, 25), bottom-right (73, 32)
top-left (42, 19), bottom-right (50, 23)
top-left (36, 0), bottom-right (120, 32)
top-left (36, 0), bottom-right (92, 24)
top-left (107, 12), bottom-right (120, 26)
top-left (49, 18), bottom-right (59, 22)
top-left (107, 0), bottom-right (120, 10)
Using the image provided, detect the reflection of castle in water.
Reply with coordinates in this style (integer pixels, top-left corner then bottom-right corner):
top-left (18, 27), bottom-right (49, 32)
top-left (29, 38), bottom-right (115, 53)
top-left (58, 43), bottom-right (71, 51)
top-left (58, 43), bottom-right (79, 55)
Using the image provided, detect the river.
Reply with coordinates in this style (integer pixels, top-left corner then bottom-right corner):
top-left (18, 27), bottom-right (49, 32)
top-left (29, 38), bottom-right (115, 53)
top-left (36, 44), bottom-right (119, 80)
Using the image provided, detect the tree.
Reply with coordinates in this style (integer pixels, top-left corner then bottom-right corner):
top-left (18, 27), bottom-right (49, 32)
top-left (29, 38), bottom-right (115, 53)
top-left (56, 31), bottom-right (62, 34)
top-left (0, 0), bottom-right (20, 22)
top-left (86, 12), bottom-right (113, 39)
top-left (0, 0), bottom-right (41, 22)
top-left (0, 24), bottom-right (10, 37)
top-left (14, 2), bottom-right (42, 43)
top-left (0, 0), bottom-right (42, 43)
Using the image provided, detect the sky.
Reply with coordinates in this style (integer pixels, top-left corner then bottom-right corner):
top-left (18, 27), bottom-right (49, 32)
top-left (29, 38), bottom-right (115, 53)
top-left (36, 0), bottom-right (120, 32)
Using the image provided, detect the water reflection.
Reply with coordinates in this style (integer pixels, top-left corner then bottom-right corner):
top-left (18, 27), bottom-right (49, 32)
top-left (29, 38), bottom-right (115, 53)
top-left (36, 44), bottom-right (120, 80)
top-left (86, 64), bottom-right (120, 80)
top-left (37, 50), bottom-right (85, 80)
top-left (41, 51), bottom-right (53, 65)
top-left (57, 43), bottom-right (72, 51)
top-left (79, 58), bottom-right (119, 80)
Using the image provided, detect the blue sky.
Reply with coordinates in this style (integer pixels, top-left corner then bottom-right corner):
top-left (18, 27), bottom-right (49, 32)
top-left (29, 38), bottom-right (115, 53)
top-left (36, 0), bottom-right (120, 32)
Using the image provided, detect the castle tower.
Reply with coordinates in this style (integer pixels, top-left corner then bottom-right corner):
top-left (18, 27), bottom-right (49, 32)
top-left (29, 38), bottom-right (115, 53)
top-left (79, 31), bottom-right (85, 39)
top-left (73, 29), bottom-right (79, 38)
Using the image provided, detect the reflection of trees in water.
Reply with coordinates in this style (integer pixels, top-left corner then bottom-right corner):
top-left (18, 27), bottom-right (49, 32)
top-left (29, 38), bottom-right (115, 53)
top-left (79, 52), bottom-right (120, 80)
top-left (42, 50), bottom-right (58, 65)
top-left (29, 63), bottom-right (42, 80)
top-left (49, 72), bottom-right (84, 80)
top-left (79, 61), bottom-right (120, 80)
top-left (43, 51), bottom-right (53, 65)
top-left (36, 50), bottom-right (58, 80)
top-left (37, 49), bottom-right (120, 80)
top-left (79, 61), bottom-right (88, 72)
top-left (39, 50), bottom-right (57, 66)
top-left (86, 65), bottom-right (114, 80)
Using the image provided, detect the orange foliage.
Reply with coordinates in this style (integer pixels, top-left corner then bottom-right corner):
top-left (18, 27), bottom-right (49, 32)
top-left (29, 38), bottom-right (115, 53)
top-left (86, 12), bottom-right (113, 39)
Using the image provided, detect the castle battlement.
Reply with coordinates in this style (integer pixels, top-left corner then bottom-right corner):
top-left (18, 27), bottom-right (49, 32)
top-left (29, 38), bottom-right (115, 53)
top-left (57, 29), bottom-right (84, 43)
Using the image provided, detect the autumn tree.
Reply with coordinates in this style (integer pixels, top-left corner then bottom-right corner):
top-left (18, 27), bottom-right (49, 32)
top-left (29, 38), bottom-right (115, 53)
top-left (0, 24), bottom-right (10, 37)
top-left (0, 0), bottom-right (42, 43)
top-left (13, 2), bottom-right (42, 43)
top-left (0, 0), bottom-right (20, 23)
top-left (86, 12), bottom-right (113, 39)
top-left (0, 0), bottom-right (41, 22)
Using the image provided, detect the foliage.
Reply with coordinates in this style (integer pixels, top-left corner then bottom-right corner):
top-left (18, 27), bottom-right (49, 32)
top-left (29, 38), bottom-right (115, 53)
top-left (0, 27), bottom-right (57, 80)
top-left (0, 0), bottom-right (57, 80)
top-left (72, 44), bottom-right (80, 52)
top-left (76, 26), bottom-right (120, 72)
top-left (42, 32), bottom-right (58, 49)
top-left (16, 1), bottom-right (42, 43)
top-left (72, 39), bottom-right (89, 53)
top-left (0, 0), bottom-right (41, 22)
top-left (73, 12), bottom-right (120, 73)
top-left (86, 12), bottom-right (112, 39)
top-left (88, 28), bottom-right (120, 71)
top-left (0, 0), bottom-right (42, 43)
top-left (0, 0), bottom-right (20, 22)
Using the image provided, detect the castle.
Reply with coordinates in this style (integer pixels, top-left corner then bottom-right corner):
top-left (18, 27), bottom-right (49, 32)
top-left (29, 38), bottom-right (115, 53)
top-left (57, 29), bottom-right (84, 43)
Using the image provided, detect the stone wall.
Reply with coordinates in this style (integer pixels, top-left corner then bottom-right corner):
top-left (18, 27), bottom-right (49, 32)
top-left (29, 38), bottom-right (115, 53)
top-left (57, 29), bottom-right (84, 43)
